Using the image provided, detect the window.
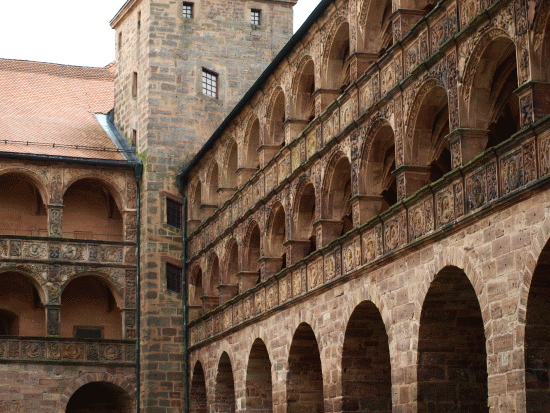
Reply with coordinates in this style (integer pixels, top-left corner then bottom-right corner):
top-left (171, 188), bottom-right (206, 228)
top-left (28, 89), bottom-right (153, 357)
top-left (132, 72), bottom-right (138, 98)
top-left (118, 32), bottom-right (122, 51)
top-left (132, 129), bottom-right (137, 147)
top-left (183, 2), bottom-right (193, 18)
top-left (137, 11), bottom-right (141, 31)
top-left (166, 263), bottom-right (183, 294)
top-left (167, 198), bottom-right (182, 229)
top-left (202, 69), bottom-right (218, 98)
top-left (251, 9), bottom-right (261, 25)
top-left (74, 326), bottom-right (103, 339)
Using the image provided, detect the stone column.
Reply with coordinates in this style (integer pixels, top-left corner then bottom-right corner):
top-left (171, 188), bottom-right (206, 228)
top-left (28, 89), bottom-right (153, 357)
top-left (45, 305), bottom-right (61, 336)
top-left (394, 165), bottom-right (431, 200)
top-left (122, 309), bottom-right (137, 339)
top-left (446, 128), bottom-right (490, 168)
top-left (47, 205), bottom-right (63, 238)
top-left (122, 211), bottom-right (137, 242)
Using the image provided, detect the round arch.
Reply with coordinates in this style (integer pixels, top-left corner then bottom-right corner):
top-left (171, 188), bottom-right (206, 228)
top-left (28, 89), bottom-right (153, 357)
top-left (291, 55), bottom-right (316, 121)
top-left (265, 87), bottom-right (286, 146)
top-left (0, 268), bottom-right (47, 305)
top-left (0, 167), bottom-right (50, 206)
top-left (62, 174), bottom-right (125, 213)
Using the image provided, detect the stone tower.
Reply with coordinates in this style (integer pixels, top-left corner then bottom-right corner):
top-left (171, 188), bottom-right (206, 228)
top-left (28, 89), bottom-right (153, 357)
top-left (110, 0), bottom-right (296, 411)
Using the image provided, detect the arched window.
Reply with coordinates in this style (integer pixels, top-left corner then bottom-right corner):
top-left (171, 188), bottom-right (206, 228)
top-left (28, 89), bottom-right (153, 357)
top-left (325, 154), bottom-right (353, 236)
top-left (247, 119), bottom-right (261, 169)
top-left (208, 163), bottom-right (219, 207)
top-left (295, 59), bottom-right (316, 123)
top-left (326, 23), bottom-right (351, 91)
top-left (226, 142), bottom-right (238, 189)
top-left (267, 90), bottom-right (286, 147)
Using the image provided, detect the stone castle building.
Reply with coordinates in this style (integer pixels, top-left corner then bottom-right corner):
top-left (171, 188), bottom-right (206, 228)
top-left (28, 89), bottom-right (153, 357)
top-left (1, 0), bottom-right (550, 412)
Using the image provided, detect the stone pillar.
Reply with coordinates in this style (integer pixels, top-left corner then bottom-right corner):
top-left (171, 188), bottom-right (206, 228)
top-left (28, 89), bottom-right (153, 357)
top-left (350, 195), bottom-right (385, 224)
top-left (446, 128), bottom-right (489, 168)
top-left (259, 256), bottom-right (284, 280)
top-left (515, 81), bottom-right (550, 128)
top-left (237, 270), bottom-right (260, 292)
top-left (237, 167), bottom-right (258, 187)
top-left (45, 305), bottom-right (61, 336)
top-left (122, 211), bottom-right (137, 242)
top-left (201, 295), bottom-right (219, 313)
top-left (47, 205), bottom-right (63, 238)
top-left (347, 52), bottom-right (378, 83)
top-left (394, 165), bottom-right (431, 200)
top-left (284, 239), bottom-right (311, 265)
top-left (284, 119), bottom-right (310, 144)
top-left (122, 309), bottom-right (137, 339)
top-left (313, 219), bottom-right (343, 248)
top-left (313, 89), bottom-right (341, 116)
top-left (217, 284), bottom-right (239, 304)
top-left (258, 144), bottom-right (280, 168)
top-left (217, 187), bottom-right (236, 205)
top-left (391, 9), bottom-right (426, 43)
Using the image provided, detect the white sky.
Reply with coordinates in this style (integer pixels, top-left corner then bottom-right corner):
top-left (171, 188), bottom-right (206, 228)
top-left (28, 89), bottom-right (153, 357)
top-left (0, 0), bottom-right (322, 68)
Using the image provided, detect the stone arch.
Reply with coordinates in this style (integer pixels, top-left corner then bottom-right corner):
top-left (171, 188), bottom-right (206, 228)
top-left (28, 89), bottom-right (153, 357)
top-left (357, 0), bottom-right (393, 54)
top-left (188, 263), bottom-right (204, 320)
top-left (531, 0), bottom-right (550, 82)
top-left (206, 250), bottom-right (221, 297)
top-left (404, 78), bottom-right (451, 187)
top-left (65, 381), bottom-right (134, 413)
top-left (206, 160), bottom-right (220, 206)
top-left (0, 267), bottom-right (47, 305)
top-left (245, 337), bottom-right (273, 413)
top-left (265, 201), bottom-right (286, 267)
top-left (62, 174), bottom-right (125, 212)
top-left (244, 115), bottom-right (261, 169)
top-left (60, 272), bottom-right (124, 339)
top-left (286, 321), bottom-right (324, 412)
top-left (60, 271), bottom-right (123, 309)
top-left (462, 28), bottom-right (519, 148)
top-left (215, 351), bottom-right (237, 413)
top-left (417, 265), bottom-right (488, 412)
top-left (290, 177), bottom-right (317, 260)
top-left (242, 219), bottom-right (262, 286)
top-left (359, 118), bottom-right (397, 215)
top-left (190, 360), bottom-right (208, 413)
top-left (291, 55), bottom-right (316, 122)
top-left (0, 167), bottom-right (50, 206)
top-left (266, 87), bottom-right (286, 147)
top-left (324, 20), bottom-right (351, 91)
top-left (222, 138), bottom-right (239, 190)
top-left (188, 177), bottom-right (203, 222)
top-left (222, 237), bottom-right (239, 285)
top-left (59, 373), bottom-right (135, 410)
top-left (321, 150), bottom-right (353, 235)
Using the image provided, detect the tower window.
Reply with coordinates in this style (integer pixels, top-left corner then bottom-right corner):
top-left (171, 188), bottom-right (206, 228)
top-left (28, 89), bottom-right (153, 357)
top-left (251, 9), bottom-right (261, 25)
top-left (166, 263), bottom-right (183, 294)
top-left (202, 69), bottom-right (218, 98)
top-left (183, 2), bottom-right (193, 18)
top-left (118, 32), bottom-right (122, 51)
top-left (137, 11), bottom-right (141, 31)
top-left (132, 129), bottom-right (137, 147)
top-left (132, 72), bottom-right (138, 98)
top-left (167, 198), bottom-right (182, 229)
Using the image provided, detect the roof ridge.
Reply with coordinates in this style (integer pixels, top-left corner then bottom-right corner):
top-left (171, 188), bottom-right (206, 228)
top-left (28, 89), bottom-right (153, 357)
top-left (0, 58), bottom-right (114, 81)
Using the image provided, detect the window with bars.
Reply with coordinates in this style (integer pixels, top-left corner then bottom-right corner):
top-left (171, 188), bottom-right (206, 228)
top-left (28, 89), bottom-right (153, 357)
top-left (202, 69), bottom-right (218, 98)
top-left (183, 2), bottom-right (193, 18)
top-left (166, 263), bottom-right (183, 294)
top-left (167, 198), bottom-right (182, 229)
top-left (251, 9), bottom-right (261, 25)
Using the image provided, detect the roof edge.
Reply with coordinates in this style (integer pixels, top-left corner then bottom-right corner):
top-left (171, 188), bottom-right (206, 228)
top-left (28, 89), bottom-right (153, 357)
top-left (177, 0), bottom-right (334, 187)
top-left (110, 0), bottom-right (141, 28)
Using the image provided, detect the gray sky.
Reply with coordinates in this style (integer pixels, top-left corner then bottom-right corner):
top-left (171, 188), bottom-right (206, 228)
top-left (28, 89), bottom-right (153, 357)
top-left (0, 0), bottom-right (322, 68)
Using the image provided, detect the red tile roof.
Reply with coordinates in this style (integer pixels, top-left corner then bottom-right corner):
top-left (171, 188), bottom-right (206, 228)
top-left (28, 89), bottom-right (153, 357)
top-left (0, 59), bottom-right (126, 161)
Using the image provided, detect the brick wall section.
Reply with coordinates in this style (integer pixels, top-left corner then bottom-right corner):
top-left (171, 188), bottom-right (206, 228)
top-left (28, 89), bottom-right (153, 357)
top-left (112, 1), bottom-right (295, 411)
top-left (187, 190), bottom-right (550, 413)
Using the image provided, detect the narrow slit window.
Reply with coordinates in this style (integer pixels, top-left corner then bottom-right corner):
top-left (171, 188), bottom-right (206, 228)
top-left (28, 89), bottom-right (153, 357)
top-left (137, 11), bottom-right (141, 31)
top-left (202, 69), bottom-right (218, 98)
top-left (132, 72), bottom-right (138, 98)
top-left (183, 2), bottom-right (193, 18)
top-left (167, 198), bottom-right (182, 229)
top-left (132, 129), bottom-right (137, 147)
top-left (166, 263), bottom-right (183, 294)
top-left (118, 32), bottom-right (122, 51)
top-left (251, 9), bottom-right (261, 25)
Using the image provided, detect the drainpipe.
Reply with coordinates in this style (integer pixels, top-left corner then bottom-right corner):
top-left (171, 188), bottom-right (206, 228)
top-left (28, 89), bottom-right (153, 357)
top-left (134, 163), bottom-right (143, 413)
top-left (178, 175), bottom-right (189, 413)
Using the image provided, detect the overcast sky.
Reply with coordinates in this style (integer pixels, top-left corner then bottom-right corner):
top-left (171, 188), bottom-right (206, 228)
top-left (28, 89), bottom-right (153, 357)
top-left (0, 0), bottom-right (322, 68)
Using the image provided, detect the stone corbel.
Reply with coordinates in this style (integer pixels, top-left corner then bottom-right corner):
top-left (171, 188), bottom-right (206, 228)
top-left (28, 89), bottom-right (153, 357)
top-left (201, 295), bottom-right (219, 313)
top-left (313, 219), bottom-right (343, 248)
top-left (515, 81), bottom-right (550, 127)
top-left (313, 89), bottom-right (341, 116)
top-left (284, 119), bottom-right (310, 144)
top-left (217, 187), bottom-right (236, 205)
top-left (394, 165), bottom-right (431, 200)
top-left (259, 256), bottom-right (284, 280)
top-left (236, 270), bottom-right (260, 292)
top-left (347, 52), bottom-right (379, 83)
top-left (258, 144), bottom-right (281, 168)
top-left (284, 239), bottom-right (311, 266)
top-left (390, 9), bottom-right (426, 44)
top-left (446, 128), bottom-right (490, 169)
top-left (350, 194), bottom-right (385, 224)
top-left (217, 284), bottom-right (239, 304)
top-left (200, 203), bottom-right (218, 218)
top-left (237, 167), bottom-right (258, 187)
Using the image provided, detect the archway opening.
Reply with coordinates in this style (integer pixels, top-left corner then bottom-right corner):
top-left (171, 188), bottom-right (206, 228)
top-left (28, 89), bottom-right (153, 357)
top-left (0, 173), bottom-right (47, 236)
top-left (362, 0), bottom-right (393, 56)
top-left (526, 238), bottom-right (550, 411)
top-left (63, 179), bottom-right (123, 241)
top-left (0, 272), bottom-right (44, 336)
top-left (342, 301), bottom-right (391, 412)
top-left (417, 266), bottom-right (488, 412)
top-left (208, 163), bottom-right (219, 207)
top-left (412, 85), bottom-right (451, 184)
top-left (210, 253), bottom-right (221, 298)
top-left (287, 322), bottom-right (324, 412)
top-left (295, 182), bottom-right (317, 258)
top-left (327, 23), bottom-right (351, 91)
top-left (246, 338), bottom-right (273, 413)
top-left (190, 361), bottom-right (207, 413)
top-left (227, 241), bottom-right (239, 286)
top-left (471, 37), bottom-right (519, 149)
top-left (227, 142), bottom-right (238, 190)
top-left (267, 204), bottom-right (286, 272)
top-left (247, 223), bottom-right (261, 284)
top-left (215, 352), bottom-right (236, 413)
top-left (326, 155), bottom-right (353, 236)
top-left (248, 119), bottom-right (261, 169)
top-left (65, 381), bottom-right (132, 413)
top-left (296, 60), bottom-right (316, 123)
top-left (269, 91), bottom-right (286, 147)
top-left (190, 181), bottom-right (203, 224)
top-left (60, 275), bottom-right (122, 339)
top-left (189, 267), bottom-right (203, 321)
